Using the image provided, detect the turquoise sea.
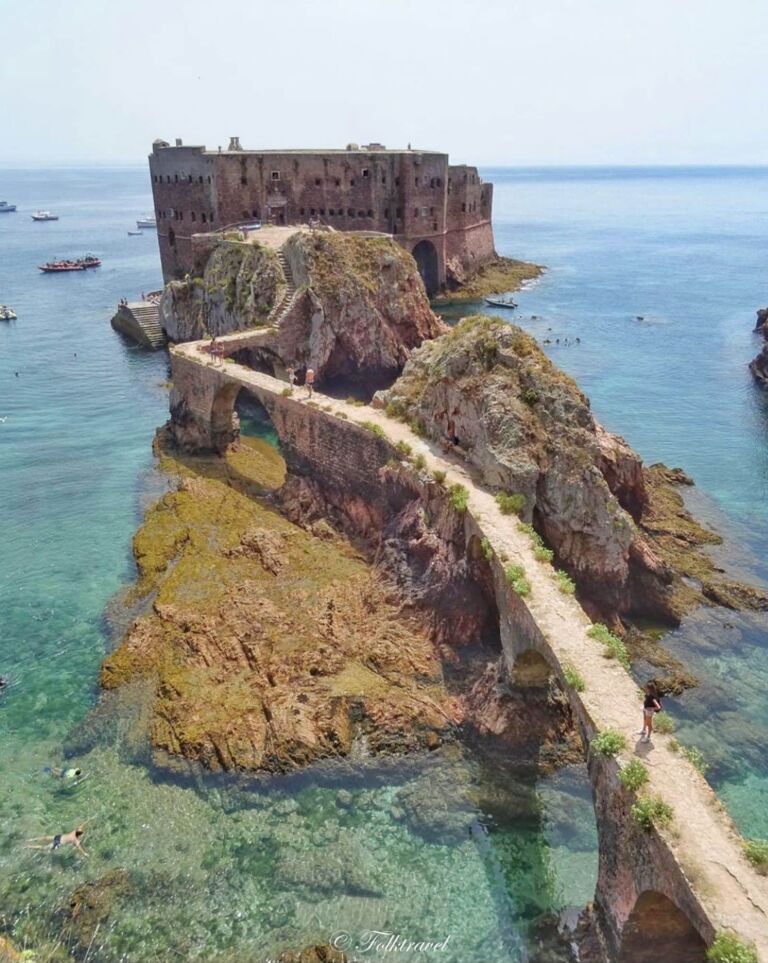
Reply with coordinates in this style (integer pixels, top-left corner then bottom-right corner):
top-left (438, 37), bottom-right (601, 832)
top-left (0, 165), bottom-right (767, 960)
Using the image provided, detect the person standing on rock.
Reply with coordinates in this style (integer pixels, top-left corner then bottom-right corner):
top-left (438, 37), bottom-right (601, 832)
top-left (639, 682), bottom-right (662, 743)
top-left (305, 367), bottom-right (315, 399)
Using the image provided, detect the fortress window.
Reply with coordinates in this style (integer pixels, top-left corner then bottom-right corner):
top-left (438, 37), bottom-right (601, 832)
top-left (300, 208), bottom-right (305, 216)
top-left (191, 212), bottom-right (196, 221)
top-left (382, 174), bottom-right (386, 185)
top-left (252, 209), bottom-right (258, 218)
top-left (199, 176), bottom-right (203, 184)
top-left (395, 177), bottom-right (400, 186)
top-left (315, 178), bottom-right (321, 186)
top-left (335, 178), bottom-right (341, 186)
top-left (430, 178), bottom-right (435, 188)
top-left (415, 177), bottom-right (419, 186)
top-left (413, 208), bottom-right (418, 217)
top-left (271, 171), bottom-right (280, 181)
top-left (433, 221), bottom-right (438, 231)
top-left (241, 176), bottom-right (248, 185)
top-left (320, 208), bottom-right (326, 215)
top-left (384, 208), bottom-right (389, 218)
top-left (201, 213), bottom-right (207, 223)
top-left (168, 227), bottom-right (176, 247)
top-left (210, 211), bottom-right (214, 220)
top-left (310, 208), bottom-right (316, 216)
top-left (207, 176), bottom-right (211, 184)
top-left (350, 178), bottom-right (355, 186)
top-left (436, 178), bottom-right (442, 187)
top-left (188, 175), bottom-right (193, 183)
top-left (179, 211), bottom-right (184, 220)
top-left (348, 208), bottom-right (355, 217)
top-left (396, 207), bottom-right (402, 217)
top-left (367, 209), bottom-right (373, 217)
top-left (329, 208), bottom-right (335, 216)
top-left (242, 210), bottom-right (249, 219)
top-left (174, 174), bottom-right (178, 182)
top-left (362, 168), bottom-right (369, 178)
top-left (430, 207), bottom-right (434, 215)
top-left (461, 202), bottom-right (466, 212)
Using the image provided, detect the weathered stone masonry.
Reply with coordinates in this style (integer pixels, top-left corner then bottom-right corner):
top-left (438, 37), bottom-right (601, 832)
top-left (148, 138), bottom-right (495, 293)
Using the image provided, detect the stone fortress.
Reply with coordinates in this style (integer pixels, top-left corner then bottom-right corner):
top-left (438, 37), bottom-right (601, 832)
top-left (148, 136), bottom-right (496, 293)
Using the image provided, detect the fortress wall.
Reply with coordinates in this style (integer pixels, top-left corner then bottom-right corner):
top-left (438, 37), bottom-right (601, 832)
top-left (149, 143), bottom-right (493, 283)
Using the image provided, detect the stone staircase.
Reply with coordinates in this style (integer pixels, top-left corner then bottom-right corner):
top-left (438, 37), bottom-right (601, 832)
top-left (267, 250), bottom-right (299, 328)
top-left (111, 301), bottom-right (166, 350)
top-left (130, 302), bottom-right (166, 349)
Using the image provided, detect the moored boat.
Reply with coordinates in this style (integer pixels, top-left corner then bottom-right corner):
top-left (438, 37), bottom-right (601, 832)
top-left (136, 215), bottom-right (156, 229)
top-left (38, 259), bottom-right (85, 273)
top-left (32, 211), bottom-right (59, 221)
top-left (0, 305), bottom-right (17, 320)
top-left (484, 295), bottom-right (518, 309)
top-left (79, 253), bottom-right (102, 268)
top-left (0, 201), bottom-right (16, 213)
top-left (127, 230), bottom-right (143, 236)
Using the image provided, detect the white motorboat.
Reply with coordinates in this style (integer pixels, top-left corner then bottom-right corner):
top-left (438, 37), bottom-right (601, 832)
top-left (31, 211), bottom-right (59, 221)
top-left (0, 201), bottom-right (16, 213)
top-left (0, 305), bottom-right (18, 320)
top-left (136, 215), bottom-right (156, 229)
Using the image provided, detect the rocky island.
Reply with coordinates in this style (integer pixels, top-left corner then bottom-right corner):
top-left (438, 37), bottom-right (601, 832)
top-left (750, 306), bottom-right (768, 385)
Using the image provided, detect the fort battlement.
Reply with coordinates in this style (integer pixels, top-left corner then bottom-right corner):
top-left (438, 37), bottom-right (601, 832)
top-left (148, 138), bottom-right (496, 292)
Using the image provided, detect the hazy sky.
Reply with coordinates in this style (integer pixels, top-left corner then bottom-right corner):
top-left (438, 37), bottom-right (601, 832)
top-left (2, 0), bottom-right (768, 166)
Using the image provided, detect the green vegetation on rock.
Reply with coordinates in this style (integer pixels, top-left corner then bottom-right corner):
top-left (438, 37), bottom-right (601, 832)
top-left (653, 711), bottom-right (675, 734)
top-left (591, 730), bottom-right (626, 757)
top-left (495, 492), bottom-right (526, 516)
top-left (449, 484), bottom-right (469, 513)
top-left (562, 663), bottom-right (585, 692)
top-left (631, 796), bottom-right (673, 831)
top-left (505, 565), bottom-right (531, 597)
top-left (555, 570), bottom-right (576, 595)
top-left (706, 932), bottom-right (758, 963)
top-left (618, 759), bottom-right (649, 792)
top-left (743, 839), bottom-right (768, 875)
top-left (587, 623), bottom-right (631, 670)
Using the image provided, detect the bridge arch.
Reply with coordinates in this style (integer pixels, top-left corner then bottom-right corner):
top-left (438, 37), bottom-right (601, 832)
top-left (510, 647), bottom-right (555, 689)
top-left (618, 891), bottom-right (707, 963)
top-left (412, 240), bottom-right (439, 296)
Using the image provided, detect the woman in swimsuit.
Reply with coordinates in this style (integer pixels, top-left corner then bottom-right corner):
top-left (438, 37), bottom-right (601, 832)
top-left (28, 825), bottom-right (88, 857)
top-left (639, 682), bottom-right (662, 743)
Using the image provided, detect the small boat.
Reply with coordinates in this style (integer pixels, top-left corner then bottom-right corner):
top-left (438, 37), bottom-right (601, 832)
top-left (484, 296), bottom-right (518, 309)
top-left (127, 230), bottom-right (143, 236)
top-left (136, 215), bottom-right (156, 229)
top-left (32, 211), bottom-right (59, 221)
top-left (78, 253), bottom-right (102, 268)
top-left (0, 201), bottom-right (16, 213)
top-left (0, 305), bottom-right (17, 320)
top-left (38, 259), bottom-right (85, 273)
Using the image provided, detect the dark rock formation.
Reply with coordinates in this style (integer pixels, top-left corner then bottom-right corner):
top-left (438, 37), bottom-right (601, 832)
top-left (750, 307), bottom-right (768, 385)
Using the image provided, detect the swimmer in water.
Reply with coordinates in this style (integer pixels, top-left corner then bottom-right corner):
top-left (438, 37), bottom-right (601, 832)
top-left (28, 825), bottom-right (88, 857)
top-left (45, 766), bottom-right (84, 781)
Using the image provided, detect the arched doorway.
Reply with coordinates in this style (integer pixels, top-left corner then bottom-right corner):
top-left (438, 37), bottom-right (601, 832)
top-left (412, 240), bottom-right (439, 296)
top-left (618, 892), bottom-right (706, 963)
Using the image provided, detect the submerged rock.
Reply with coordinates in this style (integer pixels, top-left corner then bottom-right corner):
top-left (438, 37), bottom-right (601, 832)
top-left (750, 307), bottom-right (768, 385)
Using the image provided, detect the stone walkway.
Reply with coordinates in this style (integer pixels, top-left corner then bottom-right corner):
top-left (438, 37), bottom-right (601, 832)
top-left (174, 338), bottom-right (768, 958)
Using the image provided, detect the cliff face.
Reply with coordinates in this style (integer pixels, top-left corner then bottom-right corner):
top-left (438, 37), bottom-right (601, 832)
top-left (750, 307), bottom-right (768, 385)
top-left (159, 231), bottom-right (446, 387)
top-left (377, 315), bottom-right (766, 627)
top-left (277, 232), bottom-right (446, 385)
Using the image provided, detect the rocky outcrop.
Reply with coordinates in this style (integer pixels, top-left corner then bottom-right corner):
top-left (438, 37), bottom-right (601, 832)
top-left (377, 315), bottom-right (767, 627)
top-left (160, 241), bottom-right (284, 342)
top-left (750, 307), bottom-right (768, 385)
top-left (437, 254), bottom-right (543, 301)
top-left (160, 231), bottom-right (445, 388)
top-left (276, 231), bottom-right (446, 386)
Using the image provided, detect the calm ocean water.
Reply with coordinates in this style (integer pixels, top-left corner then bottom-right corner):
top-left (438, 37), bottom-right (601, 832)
top-left (0, 165), bottom-right (766, 960)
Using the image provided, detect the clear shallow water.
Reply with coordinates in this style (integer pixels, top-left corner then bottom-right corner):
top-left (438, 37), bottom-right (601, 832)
top-left (0, 171), bottom-right (595, 960)
top-left (475, 166), bottom-right (768, 838)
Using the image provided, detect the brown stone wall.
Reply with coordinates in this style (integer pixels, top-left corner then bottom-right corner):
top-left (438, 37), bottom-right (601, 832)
top-left (149, 143), bottom-right (495, 283)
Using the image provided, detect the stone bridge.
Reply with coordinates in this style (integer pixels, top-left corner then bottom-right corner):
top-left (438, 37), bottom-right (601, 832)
top-left (168, 334), bottom-right (768, 962)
